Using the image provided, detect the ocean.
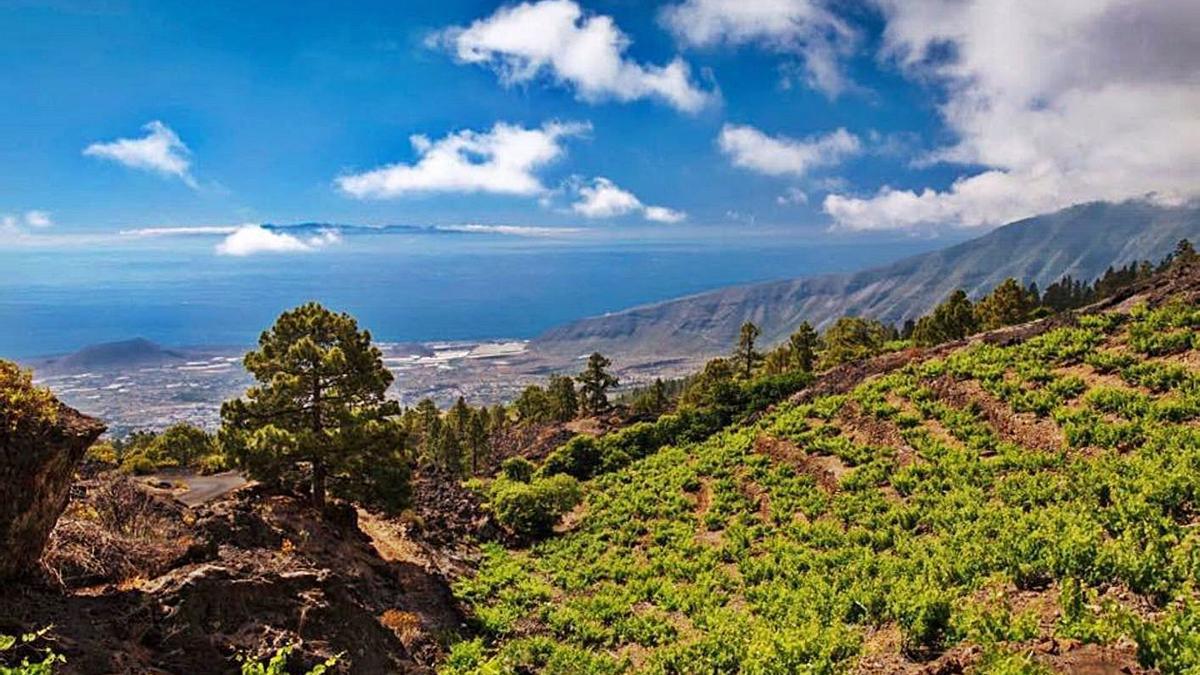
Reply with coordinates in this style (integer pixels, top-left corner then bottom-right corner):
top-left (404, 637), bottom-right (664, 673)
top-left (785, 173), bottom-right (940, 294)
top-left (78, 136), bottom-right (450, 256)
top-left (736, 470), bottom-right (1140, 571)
top-left (0, 226), bottom-right (950, 359)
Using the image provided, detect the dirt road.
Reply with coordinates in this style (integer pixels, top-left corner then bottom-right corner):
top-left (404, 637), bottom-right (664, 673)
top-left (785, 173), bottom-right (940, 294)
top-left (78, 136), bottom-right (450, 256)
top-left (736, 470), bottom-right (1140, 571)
top-left (143, 470), bottom-right (248, 507)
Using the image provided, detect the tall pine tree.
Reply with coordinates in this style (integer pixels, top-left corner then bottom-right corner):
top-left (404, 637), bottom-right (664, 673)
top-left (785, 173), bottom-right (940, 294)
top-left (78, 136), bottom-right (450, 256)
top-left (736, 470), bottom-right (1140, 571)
top-left (577, 352), bottom-right (618, 416)
top-left (220, 303), bottom-right (408, 512)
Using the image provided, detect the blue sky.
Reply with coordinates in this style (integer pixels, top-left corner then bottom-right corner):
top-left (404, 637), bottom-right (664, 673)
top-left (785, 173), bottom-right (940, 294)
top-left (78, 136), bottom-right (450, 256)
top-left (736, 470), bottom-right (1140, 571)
top-left (1, 0), bottom-right (1197, 251)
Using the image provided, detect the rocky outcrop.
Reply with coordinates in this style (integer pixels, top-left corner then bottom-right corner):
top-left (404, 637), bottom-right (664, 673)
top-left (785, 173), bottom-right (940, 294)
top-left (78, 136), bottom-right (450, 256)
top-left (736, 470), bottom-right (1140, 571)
top-left (6, 485), bottom-right (467, 673)
top-left (0, 402), bottom-right (105, 578)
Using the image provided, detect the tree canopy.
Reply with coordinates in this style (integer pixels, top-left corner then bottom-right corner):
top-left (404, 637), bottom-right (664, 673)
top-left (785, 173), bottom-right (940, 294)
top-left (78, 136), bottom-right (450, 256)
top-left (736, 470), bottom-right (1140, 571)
top-left (974, 278), bottom-right (1038, 331)
top-left (912, 290), bottom-right (978, 347)
top-left (820, 317), bottom-right (892, 367)
top-left (733, 322), bottom-right (763, 378)
top-left (577, 353), bottom-right (618, 416)
top-left (219, 303), bottom-right (408, 513)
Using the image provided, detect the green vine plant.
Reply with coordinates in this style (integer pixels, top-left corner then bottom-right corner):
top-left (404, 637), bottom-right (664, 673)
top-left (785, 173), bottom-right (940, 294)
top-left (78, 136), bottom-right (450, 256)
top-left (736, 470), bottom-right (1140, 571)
top-left (239, 645), bottom-right (340, 675)
top-left (0, 628), bottom-right (64, 675)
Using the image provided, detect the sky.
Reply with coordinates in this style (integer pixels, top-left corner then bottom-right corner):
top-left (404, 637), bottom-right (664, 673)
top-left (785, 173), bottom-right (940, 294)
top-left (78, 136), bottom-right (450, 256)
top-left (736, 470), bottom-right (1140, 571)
top-left (1, 0), bottom-right (1198, 254)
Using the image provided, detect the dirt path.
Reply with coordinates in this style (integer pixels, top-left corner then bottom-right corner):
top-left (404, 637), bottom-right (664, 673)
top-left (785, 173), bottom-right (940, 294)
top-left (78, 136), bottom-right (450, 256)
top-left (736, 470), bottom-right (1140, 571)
top-left (357, 509), bottom-right (426, 565)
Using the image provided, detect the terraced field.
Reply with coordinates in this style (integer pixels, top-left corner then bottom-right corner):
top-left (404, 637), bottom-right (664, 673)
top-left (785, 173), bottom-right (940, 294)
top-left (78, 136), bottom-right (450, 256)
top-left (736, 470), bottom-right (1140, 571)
top-left (446, 273), bottom-right (1200, 674)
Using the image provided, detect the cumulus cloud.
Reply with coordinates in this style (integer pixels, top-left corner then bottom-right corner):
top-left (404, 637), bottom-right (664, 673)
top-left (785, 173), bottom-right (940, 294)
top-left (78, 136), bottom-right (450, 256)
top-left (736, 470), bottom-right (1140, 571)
top-left (570, 177), bottom-right (687, 223)
top-left (571, 177), bottom-right (642, 218)
top-left (433, 0), bottom-right (713, 112)
top-left (643, 205), bottom-right (688, 224)
top-left (337, 121), bottom-right (588, 199)
top-left (660, 0), bottom-right (857, 96)
top-left (824, 0), bottom-right (1200, 231)
top-left (215, 225), bottom-right (342, 257)
top-left (719, 124), bottom-right (860, 178)
top-left (83, 121), bottom-right (197, 188)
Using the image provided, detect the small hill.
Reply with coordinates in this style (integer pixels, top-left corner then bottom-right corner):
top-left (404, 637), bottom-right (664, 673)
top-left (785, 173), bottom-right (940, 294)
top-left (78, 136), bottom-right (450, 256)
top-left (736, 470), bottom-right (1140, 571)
top-left (533, 200), bottom-right (1200, 363)
top-left (447, 263), bottom-right (1200, 672)
top-left (33, 338), bottom-right (189, 374)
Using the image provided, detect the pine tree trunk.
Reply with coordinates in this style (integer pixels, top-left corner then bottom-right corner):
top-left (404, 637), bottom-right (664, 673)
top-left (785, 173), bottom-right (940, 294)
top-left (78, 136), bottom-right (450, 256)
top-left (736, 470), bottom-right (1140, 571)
top-left (312, 460), bottom-right (326, 510)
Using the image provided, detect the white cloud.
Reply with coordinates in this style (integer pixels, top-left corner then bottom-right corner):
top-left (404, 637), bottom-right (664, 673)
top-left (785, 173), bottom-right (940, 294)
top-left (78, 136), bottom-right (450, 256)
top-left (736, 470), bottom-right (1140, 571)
top-left (337, 121), bottom-right (588, 199)
top-left (660, 0), bottom-right (857, 96)
top-left (644, 205), bottom-right (688, 224)
top-left (825, 0), bottom-right (1200, 231)
top-left (23, 210), bottom-right (52, 228)
top-left (776, 187), bottom-right (808, 205)
top-left (214, 225), bottom-right (341, 257)
top-left (433, 0), bottom-right (713, 112)
top-left (1, 210), bottom-right (54, 235)
top-left (571, 177), bottom-right (643, 218)
top-left (83, 121), bottom-right (197, 188)
top-left (719, 124), bottom-right (860, 177)
top-left (570, 177), bottom-right (687, 223)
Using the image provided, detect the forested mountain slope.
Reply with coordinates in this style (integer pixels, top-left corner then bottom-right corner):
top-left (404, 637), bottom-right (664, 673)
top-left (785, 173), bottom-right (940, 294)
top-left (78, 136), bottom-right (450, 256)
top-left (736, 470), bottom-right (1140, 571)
top-left (533, 200), bottom-right (1200, 362)
top-left (450, 263), bottom-right (1200, 673)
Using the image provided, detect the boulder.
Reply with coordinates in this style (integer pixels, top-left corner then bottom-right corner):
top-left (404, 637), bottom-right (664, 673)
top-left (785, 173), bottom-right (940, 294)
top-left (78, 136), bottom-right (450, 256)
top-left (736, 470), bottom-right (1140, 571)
top-left (1, 402), bottom-right (105, 578)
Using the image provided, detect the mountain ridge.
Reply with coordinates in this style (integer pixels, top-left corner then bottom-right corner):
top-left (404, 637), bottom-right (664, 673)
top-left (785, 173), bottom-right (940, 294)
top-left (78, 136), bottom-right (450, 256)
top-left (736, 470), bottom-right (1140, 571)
top-left (531, 199), bottom-right (1200, 362)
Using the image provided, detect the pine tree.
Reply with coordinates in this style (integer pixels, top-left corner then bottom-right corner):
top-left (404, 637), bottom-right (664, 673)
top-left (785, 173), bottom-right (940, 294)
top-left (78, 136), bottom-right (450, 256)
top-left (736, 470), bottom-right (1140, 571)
top-left (419, 406), bottom-right (445, 465)
top-left (219, 303), bottom-right (407, 512)
top-left (448, 396), bottom-right (472, 437)
top-left (488, 404), bottom-right (509, 434)
top-left (515, 385), bottom-right (551, 424)
top-left (761, 348), bottom-right (792, 376)
top-left (547, 374), bottom-right (579, 422)
top-left (912, 290), bottom-right (978, 347)
top-left (974, 278), bottom-right (1037, 331)
top-left (787, 322), bottom-right (819, 373)
top-left (819, 317), bottom-right (892, 367)
top-left (577, 352), bottom-right (619, 416)
top-left (1172, 238), bottom-right (1198, 269)
top-left (734, 322), bottom-right (763, 378)
top-left (465, 409), bottom-right (490, 475)
top-left (631, 377), bottom-right (670, 415)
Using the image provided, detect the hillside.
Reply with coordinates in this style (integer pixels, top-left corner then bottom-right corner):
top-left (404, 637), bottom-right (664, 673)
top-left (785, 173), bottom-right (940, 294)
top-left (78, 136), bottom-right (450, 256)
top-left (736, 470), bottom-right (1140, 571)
top-left (32, 338), bottom-right (191, 375)
top-left (533, 200), bottom-right (1200, 363)
top-left (448, 263), bottom-right (1200, 672)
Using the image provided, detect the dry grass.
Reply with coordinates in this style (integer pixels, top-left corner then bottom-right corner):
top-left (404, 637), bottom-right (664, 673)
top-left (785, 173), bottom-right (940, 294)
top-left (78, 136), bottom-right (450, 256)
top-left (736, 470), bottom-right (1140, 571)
top-left (380, 609), bottom-right (424, 646)
top-left (42, 475), bottom-right (189, 588)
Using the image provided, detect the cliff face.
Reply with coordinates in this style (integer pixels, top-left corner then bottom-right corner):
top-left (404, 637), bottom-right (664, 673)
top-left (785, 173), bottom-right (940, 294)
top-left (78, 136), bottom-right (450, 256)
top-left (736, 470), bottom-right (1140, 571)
top-left (0, 402), bottom-right (105, 578)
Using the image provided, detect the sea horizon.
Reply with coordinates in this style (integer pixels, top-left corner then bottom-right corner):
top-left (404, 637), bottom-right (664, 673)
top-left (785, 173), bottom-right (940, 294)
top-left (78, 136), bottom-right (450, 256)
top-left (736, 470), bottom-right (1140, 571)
top-left (2, 226), bottom-right (953, 360)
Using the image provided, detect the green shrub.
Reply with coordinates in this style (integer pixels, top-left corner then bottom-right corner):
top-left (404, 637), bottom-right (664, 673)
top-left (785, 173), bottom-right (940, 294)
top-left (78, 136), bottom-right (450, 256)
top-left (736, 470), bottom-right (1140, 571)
top-left (541, 436), bottom-right (601, 479)
top-left (490, 475), bottom-right (582, 538)
top-left (119, 453), bottom-right (160, 475)
top-left (0, 360), bottom-right (58, 434)
top-left (195, 452), bottom-right (230, 475)
top-left (501, 457), bottom-right (536, 482)
top-left (892, 584), bottom-right (954, 655)
top-left (84, 441), bottom-right (118, 465)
